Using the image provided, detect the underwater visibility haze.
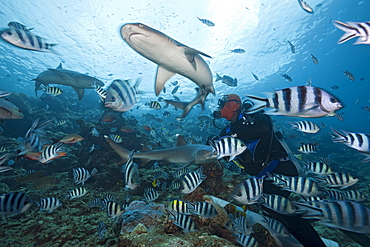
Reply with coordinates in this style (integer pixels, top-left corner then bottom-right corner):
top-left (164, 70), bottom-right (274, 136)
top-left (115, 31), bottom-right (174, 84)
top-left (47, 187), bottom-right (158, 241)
top-left (0, 0), bottom-right (370, 246)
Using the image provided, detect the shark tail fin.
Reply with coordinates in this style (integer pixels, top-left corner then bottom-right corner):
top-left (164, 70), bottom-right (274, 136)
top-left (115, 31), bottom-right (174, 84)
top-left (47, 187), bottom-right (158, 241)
top-left (104, 135), bottom-right (130, 163)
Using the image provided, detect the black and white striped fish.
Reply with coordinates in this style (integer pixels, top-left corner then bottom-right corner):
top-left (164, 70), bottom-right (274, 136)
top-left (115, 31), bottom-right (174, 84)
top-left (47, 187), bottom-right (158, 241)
top-left (169, 181), bottom-right (181, 190)
top-left (232, 215), bottom-right (255, 236)
top-left (144, 188), bottom-right (159, 202)
top-left (298, 143), bottom-right (318, 153)
top-left (189, 202), bottom-right (218, 218)
top-left (0, 191), bottom-right (33, 217)
top-left (262, 194), bottom-right (299, 215)
top-left (334, 20), bottom-right (370, 45)
top-left (67, 187), bottom-right (88, 200)
top-left (295, 200), bottom-right (370, 234)
top-left (145, 101), bottom-right (161, 110)
top-left (211, 136), bottom-right (247, 161)
top-left (1, 28), bottom-right (56, 53)
top-left (105, 78), bottom-right (141, 112)
top-left (342, 190), bottom-right (367, 202)
top-left (324, 189), bottom-right (345, 201)
top-left (172, 167), bottom-right (191, 178)
top-left (278, 176), bottom-right (323, 197)
top-left (122, 156), bottom-right (140, 190)
top-left (41, 85), bottom-right (63, 95)
top-left (331, 128), bottom-right (370, 162)
top-left (37, 197), bottom-right (62, 213)
top-left (290, 120), bottom-right (320, 133)
top-left (55, 119), bottom-right (66, 126)
top-left (73, 167), bottom-right (94, 185)
top-left (88, 198), bottom-right (103, 208)
top-left (8, 22), bottom-right (33, 31)
top-left (264, 217), bottom-right (291, 237)
top-left (179, 167), bottom-right (206, 194)
top-left (304, 161), bottom-right (333, 175)
top-left (168, 200), bottom-right (192, 215)
top-left (94, 83), bottom-right (107, 102)
top-left (0, 166), bottom-right (12, 173)
top-left (169, 212), bottom-right (198, 232)
top-left (197, 17), bottom-right (215, 27)
top-left (103, 201), bottom-right (124, 219)
top-left (231, 177), bottom-right (264, 204)
top-left (235, 234), bottom-right (259, 247)
top-left (246, 86), bottom-right (343, 118)
top-left (318, 172), bottom-right (358, 189)
top-left (39, 142), bottom-right (65, 164)
top-left (109, 134), bottom-right (122, 143)
top-left (97, 221), bottom-right (107, 240)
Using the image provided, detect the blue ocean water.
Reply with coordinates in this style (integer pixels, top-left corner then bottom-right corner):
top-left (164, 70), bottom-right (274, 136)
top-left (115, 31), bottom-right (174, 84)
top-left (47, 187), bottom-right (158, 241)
top-left (0, 0), bottom-right (369, 246)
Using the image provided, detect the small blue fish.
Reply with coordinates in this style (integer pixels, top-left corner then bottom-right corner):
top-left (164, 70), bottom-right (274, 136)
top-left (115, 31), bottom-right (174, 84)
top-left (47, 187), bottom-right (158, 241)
top-left (230, 48), bottom-right (245, 53)
top-left (197, 17), bottom-right (215, 27)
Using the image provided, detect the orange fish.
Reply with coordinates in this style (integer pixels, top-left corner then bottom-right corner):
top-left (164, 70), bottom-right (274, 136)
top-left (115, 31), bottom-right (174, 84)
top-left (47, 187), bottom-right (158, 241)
top-left (121, 126), bottom-right (135, 133)
top-left (142, 125), bottom-right (152, 131)
top-left (59, 133), bottom-right (84, 144)
top-left (101, 111), bottom-right (119, 122)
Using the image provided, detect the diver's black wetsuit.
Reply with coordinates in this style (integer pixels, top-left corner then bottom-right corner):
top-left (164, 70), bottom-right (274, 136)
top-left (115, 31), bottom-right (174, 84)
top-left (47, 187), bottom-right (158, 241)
top-left (220, 110), bottom-right (327, 247)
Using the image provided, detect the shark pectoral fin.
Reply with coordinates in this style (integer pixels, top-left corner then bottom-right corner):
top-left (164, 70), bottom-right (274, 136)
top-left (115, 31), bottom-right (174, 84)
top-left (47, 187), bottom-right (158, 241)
top-left (72, 87), bottom-right (85, 100)
top-left (155, 66), bottom-right (175, 96)
top-left (47, 69), bottom-right (73, 81)
top-left (183, 46), bottom-right (212, 59)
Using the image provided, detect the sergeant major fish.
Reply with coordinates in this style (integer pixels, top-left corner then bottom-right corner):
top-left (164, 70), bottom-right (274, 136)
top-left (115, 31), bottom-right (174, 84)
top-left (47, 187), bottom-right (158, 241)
top-left (8, 21), bottom-right (33, 31)
top-left (1, 28), bottom-right (56, 53)
top-left (179, 167), bottom-right (206, 194)
top-left (37, 197), bottom-right (62, 213)
top-left (104, 78), bottom-right (141, 112)
top-left (232, 177), bottom-right (264, 205)
top-left (0, 191), bottom-right (33, 217)
top-left (246, 86), bottom-right (343, 118)
top-left (290, 121), bottom-right (320, 133)
top-left (122, 155), bottom-right (140, 190)
top-left (197, 17), bottom-right (215, 27)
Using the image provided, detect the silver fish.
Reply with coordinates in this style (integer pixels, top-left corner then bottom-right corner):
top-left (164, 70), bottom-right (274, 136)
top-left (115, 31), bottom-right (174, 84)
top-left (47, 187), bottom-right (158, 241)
top-left (67, 187), bottom-right (88, 199)
top-left (0, 191), bottom-right (33, 217)
top-left (342, 70), bottom-right (355, 81)
top-left (287, 40), bottom-right (295, 53)
top-left (290, 121), bottom-right (320, 134)
top-left (232, 177), bottom-right (263, 204)
top-left (197, 17), bottom-right (215, 27)
top-left (1, 28), bottom-right (56, 53)
top-left (310, 54), bottom-right (318, 64)
top-left (73, 167), bottom-right (93, 185)
top-left (122, 156), bottom-right (140, 190)
top-left (189, 201), bottom-right (218, 218)
top-left (331, 128), bottom-right (370, 162)
top-left (8, 22), bottom-right (33, 31)
top-left (298, 143), bottom-right (318, 153)
top-left (334, 21), bottom-right (370, 45)
top-left (105, 78), bottom-right (141, 112)
top-left (211, 136), bottom-right (247, 161)
top-left (246, 86), bottom-right (343, 118)
top-left (179, 167), bottom-right (206, 194)
top-left (169, 212), bottom-right (198, 232)
top-left (37, 197), bottom-right (62, 213)
top-left (298, 0), bottom-right (313, 13)
top-left (215, 73), bottom-right (237, 87)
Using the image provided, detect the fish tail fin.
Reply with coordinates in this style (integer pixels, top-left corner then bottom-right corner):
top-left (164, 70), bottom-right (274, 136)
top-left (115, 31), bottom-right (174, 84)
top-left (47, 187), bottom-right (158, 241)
top-left (333, 21), bottom-right (359, 44)
top-left (330, 128), bottom-right (346, 143)
top-left (244, 95), bottom-right (269, 113)
top-left (215, 73), bottom-right (222, 82)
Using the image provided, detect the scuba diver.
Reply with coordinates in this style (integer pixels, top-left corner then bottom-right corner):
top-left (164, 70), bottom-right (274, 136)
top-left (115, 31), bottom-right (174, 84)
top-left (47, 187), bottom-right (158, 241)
top-left (212, 94), bottom-right (324, 246)
top-left (212, 93), bottom-right (370, 247)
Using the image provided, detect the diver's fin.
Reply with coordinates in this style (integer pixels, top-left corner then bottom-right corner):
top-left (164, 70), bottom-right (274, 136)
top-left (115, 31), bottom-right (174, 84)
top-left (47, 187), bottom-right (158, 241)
top-left (72, 87), bottom-right (84, 100)
top-left (155, 66), bottom-right (175, 96)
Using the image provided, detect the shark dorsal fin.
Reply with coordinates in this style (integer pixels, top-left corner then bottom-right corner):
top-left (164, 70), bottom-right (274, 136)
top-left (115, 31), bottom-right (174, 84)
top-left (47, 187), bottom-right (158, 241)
top-left (56, 63), bottom-right (63, 69)
top-left (176, 134), bottom-right (187, 146)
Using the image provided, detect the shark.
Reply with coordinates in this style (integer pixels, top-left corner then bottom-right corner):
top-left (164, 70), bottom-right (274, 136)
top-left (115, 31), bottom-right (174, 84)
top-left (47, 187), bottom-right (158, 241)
top-left (32, 63), bottom-right (104, 100)
top-left (120, 23), bottom-right (215, 118)
top-left (105, 134), bottom-right (218, 169)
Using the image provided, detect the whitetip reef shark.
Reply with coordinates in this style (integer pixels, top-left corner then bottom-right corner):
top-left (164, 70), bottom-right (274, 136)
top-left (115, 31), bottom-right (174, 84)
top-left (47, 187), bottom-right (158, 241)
top-left (105, 134), bottom-right (218, 169)
top-left (32, 63), bottom-right (104, 100)
top-left (120, 22), bottom-right (215, 118)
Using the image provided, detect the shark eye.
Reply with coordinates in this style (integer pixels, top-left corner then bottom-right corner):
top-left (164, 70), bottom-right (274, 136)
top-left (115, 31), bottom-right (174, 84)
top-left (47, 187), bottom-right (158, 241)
top-left (139, 24), bottom-right (144, 27)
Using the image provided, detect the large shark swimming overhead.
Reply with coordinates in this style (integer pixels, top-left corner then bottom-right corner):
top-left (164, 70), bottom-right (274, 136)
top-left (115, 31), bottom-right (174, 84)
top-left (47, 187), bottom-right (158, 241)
top-left (32, 63), bottom-right (104, 100)
top-left (120, 23), bottom-right (215, 118)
